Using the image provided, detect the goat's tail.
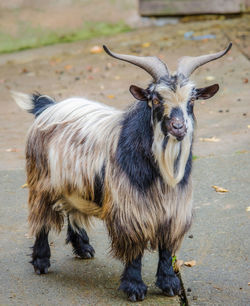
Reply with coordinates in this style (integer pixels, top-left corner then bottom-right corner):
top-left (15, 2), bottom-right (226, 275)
top-left (11, 91), bottom-right (55, 118)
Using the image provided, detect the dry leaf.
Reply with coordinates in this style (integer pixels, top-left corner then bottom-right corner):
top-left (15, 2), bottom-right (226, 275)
top-left (212, 185), bottom-right (229, 193)
top-left (114, 75), bottom-right (120, 80)
top-left (248, 282), bottom-right (250, 285)
top-left (50, 57), bottom-right (62, 66)
top-left (141, 42), bottom-right (151, 48)
top-left (64, 64), bottom-right (73, 70)
top-left (174, 259), bottom-right (184, 272)
top-left (246, 207), bottom-right (250, 212)
top-left (247, 125), bottom-right (250, 129)
top-left (107, 95), bottom-right (115, 99)
top-left (199, 136), bottom-right (220, 142)
top-left (90, 45), bottom-right (103, 54)
top-left (184, 260), bottom-right (196, 267)
top-left (213, 285), bottom-right (222, 291)
top-left (21, 183), bottom-right (28, 188)
top-left (5, 148), bottom-right (20, 152)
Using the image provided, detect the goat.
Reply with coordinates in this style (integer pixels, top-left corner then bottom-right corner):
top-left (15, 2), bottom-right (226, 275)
top-left (12, 42), bottom-right (232, 302)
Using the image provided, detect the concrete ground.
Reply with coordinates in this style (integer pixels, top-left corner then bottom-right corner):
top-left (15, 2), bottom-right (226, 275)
top-left (0, 11), bottom-right (250, 306)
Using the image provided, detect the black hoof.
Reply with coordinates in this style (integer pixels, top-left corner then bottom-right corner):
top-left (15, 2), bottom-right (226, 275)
top-left (156, 273), bottom-right (181, 296)
top-left (119, 280), bottom-right (147, 302)
top-left (74, 243), bottom-right (95, 259)
top-left (31, 257), bottom-right (50, 275)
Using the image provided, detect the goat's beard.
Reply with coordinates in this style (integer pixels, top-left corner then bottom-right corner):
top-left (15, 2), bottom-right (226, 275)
top-left (152, 123), bottom-right (192, 187)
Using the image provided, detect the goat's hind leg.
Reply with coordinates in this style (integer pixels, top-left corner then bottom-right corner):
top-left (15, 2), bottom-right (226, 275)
top-left (31, 227), bottom-right (51, 274)
top-left (66, 214), bottom-right (95, 259)
top-left (156, 246), bottom-right (181, 296)
top-left (29, 190), bottom-right (64, 275)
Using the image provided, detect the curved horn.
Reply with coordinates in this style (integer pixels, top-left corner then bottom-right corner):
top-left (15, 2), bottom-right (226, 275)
top-left (103, 45), bottom-right (169, 81)
top-left (177, 42), bottom-right (232, 78)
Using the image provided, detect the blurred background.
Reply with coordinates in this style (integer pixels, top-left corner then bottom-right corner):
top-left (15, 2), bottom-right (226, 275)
top-left (0, 0), bottom-right (249, 54)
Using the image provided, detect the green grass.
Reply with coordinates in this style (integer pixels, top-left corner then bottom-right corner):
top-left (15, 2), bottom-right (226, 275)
top-left (0, 21), bottom-right (131, 54)
top-left (172, 255), bottom-right (177, 267)
top-left (192, 155), bottom-right (199, 161)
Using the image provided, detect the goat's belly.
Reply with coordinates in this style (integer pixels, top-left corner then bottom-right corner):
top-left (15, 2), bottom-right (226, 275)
top-left (61, 194), bottom-right (103, 218)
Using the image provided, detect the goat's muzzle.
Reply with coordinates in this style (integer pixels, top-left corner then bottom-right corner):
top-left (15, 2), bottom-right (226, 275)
top-left (168, 118), bottom-right (187, 141)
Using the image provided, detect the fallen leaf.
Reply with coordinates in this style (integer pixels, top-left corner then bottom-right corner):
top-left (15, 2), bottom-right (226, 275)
top-left (205, 76), bottom-right (215, 81)
top-left (213, 286), bottom-right (222, 291)
top-left (199, 136), bottom-right (220, 142)
top-left (114, 75), bottom-right (120, 80)
top-left (107, 94), bottom-right (115, 99)
top-left (90, 45), bottom-right (103, 54)
top-left (21, 183), bottom-right (28, 188)
top-left (243, 78), bottom-right (248, 84)
top-left (248, 282), bottom-right (250, 285)
top-left (64, 64), bottom-right (73, 70)
top-left (248, 125), bottom-right (250, 129)
top-left (5, 148), bottom-right (20, 152)
top-left (236, 150), bottom-right (248, 154)
top-left (246, 207), bottom-right (250, 212)
top-left (141, 42), bottom-right (151, 48)
top-left (184, 260), bottom-right (196, 267)
top-left (50, 57), bottom-right (62, 66)
top-left (174, 259), bottom-right (184, 272)
top-left (21, 68), bottom-right (29, 74)
top-left (212, 185), bottom-right (229, 193)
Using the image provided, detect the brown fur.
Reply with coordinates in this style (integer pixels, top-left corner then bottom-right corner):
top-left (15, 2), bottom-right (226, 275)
top-left (20, 94), bottom-right (193, 263)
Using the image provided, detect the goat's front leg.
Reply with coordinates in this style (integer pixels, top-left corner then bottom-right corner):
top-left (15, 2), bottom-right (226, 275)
top-left (119, 255), bottom-right (147, 302)
top-left (156, 247), bottom-right (181, 296)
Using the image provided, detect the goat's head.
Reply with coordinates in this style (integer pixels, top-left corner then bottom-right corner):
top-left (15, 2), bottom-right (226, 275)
top-left (104, 43), bottom-right (232, 142)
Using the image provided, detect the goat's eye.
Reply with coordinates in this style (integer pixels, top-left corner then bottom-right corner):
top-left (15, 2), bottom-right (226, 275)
top-left (153, 99), bottom-right (160, 105)
top-left (190, 97), bottom-right (195, 105)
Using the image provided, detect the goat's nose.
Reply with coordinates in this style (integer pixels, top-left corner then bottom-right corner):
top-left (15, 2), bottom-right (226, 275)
top-left (171, 121), bottom-right (184, 130)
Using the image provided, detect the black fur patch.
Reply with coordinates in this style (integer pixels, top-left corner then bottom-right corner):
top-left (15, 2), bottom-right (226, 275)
top-left (66, 217), bottom-right (95, 259)
top-left (31, 227), bottom-right (51, 274)
top-left (187, 100), bottom-right (194, 116)
top-left (93, 164), bottom-right (105, 207)
top-left (158, 75), bottom-right (178, 92)
top-left (170, 107), bottom-right (184, 121)
top-left (178, 148), bottom-right (192, 188)
top-left (156, 247), bottom-right (181, 296)
top-left (157, 74), bottom-right (189, 92)
top-left (119, 255), bottom-right (147, 302)
top-left (116, 101), bottom-right (162, 193)
top-left (161, 116), bottom-right (169, 136)
top-left (162, 136), bottom-right (169, 150)
top-left (152, 102), bottom-right (164, 122)
top-left (30, 93), bottom-right (55, 117)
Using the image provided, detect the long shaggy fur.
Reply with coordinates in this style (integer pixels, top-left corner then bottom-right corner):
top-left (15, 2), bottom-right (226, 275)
top-left (13, 84), bottom-right (194, 263)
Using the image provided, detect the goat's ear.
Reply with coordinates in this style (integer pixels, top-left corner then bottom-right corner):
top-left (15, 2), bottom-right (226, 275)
top-left (129, 85), bottom-right (148, 101)
top-left (196, 84), bottom-right (219, 100)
